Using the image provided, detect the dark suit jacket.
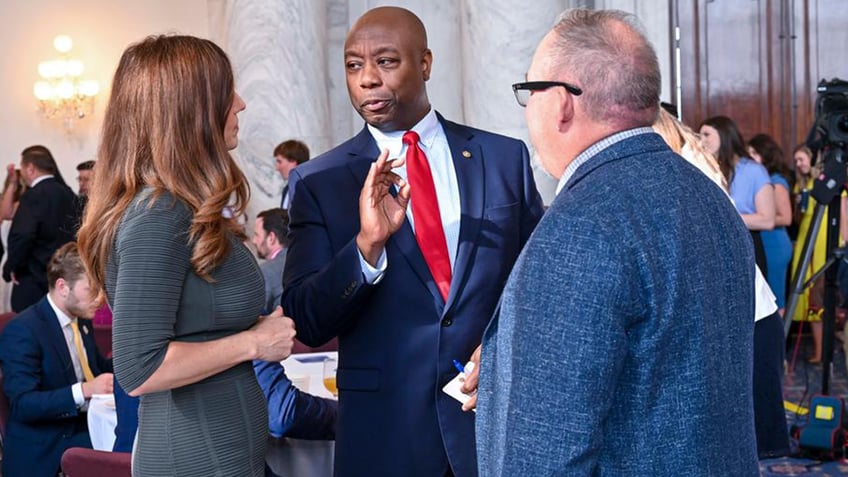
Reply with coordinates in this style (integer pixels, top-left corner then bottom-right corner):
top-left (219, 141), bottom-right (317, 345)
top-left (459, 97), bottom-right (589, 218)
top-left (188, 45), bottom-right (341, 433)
top-left (476, 133), bottom-right (760, 476)
top-left (282, 114), bottom-right (544, 477)
top-left (3, 177), bottom-right (80, 309)
top-left (0, 297), bottom-right (113, 477)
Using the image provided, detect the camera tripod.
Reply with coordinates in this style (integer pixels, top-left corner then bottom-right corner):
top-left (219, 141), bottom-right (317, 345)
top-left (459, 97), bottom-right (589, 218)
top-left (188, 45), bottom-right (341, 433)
top-left (783, 148), bottom-right (845, 394)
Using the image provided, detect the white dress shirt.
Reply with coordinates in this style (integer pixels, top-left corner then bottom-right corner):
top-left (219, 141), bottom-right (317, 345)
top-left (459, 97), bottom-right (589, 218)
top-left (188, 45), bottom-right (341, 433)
top-left (358, 109), bottom-right (461, 284)
top-left (46, 294), bottom-right (87, 408)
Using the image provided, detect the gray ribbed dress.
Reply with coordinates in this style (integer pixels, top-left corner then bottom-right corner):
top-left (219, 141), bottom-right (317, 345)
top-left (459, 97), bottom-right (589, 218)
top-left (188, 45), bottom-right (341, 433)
top-left (106, 190), bottom-right (267, 476)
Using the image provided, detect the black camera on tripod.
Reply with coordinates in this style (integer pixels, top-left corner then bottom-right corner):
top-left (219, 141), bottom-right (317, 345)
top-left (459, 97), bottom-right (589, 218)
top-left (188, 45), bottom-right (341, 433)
top-left (807, 79), bottom-right (848, 205)
top-left (809, 78), bottom-right (848, 157)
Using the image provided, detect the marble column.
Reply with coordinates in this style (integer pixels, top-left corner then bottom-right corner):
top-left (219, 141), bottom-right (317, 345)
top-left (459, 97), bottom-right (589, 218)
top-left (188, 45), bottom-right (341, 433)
top-left (461, 0), bottom-right (568, 203)
top-left (209, 0), bottom-right (331, 216)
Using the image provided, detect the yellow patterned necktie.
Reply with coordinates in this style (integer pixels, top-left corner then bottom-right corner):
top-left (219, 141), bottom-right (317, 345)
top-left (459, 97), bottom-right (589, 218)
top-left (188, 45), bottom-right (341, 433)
top-left (70, 319), bottom-right (95, 382)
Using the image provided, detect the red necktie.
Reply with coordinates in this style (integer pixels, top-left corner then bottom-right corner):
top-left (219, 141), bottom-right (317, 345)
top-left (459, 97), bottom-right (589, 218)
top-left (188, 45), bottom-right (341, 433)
top-left (403, 131), bottom-right (452, 301)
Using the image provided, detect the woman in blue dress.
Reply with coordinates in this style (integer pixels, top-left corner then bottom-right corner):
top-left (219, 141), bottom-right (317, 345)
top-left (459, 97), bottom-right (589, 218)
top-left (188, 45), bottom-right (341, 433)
top-left (748, 134), bottom-right (793, 314)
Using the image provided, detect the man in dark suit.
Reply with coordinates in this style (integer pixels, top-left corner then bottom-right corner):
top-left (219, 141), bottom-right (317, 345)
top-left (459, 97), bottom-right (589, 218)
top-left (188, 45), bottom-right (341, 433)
top-left (0, 242), bottom-right (113, 477)
top-left (475, 9), bottom-right (759, 476)
top-left (281, 7), bottom-right (544, 477)
top-left (3, 146), bottom-right (80, 312)
top-left (273, 140), bottom-right (310, 210)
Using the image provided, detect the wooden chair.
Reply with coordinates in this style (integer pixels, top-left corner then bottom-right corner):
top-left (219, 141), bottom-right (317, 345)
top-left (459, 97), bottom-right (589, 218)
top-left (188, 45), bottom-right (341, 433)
top-left (61, 447), bottom-right (132, 477)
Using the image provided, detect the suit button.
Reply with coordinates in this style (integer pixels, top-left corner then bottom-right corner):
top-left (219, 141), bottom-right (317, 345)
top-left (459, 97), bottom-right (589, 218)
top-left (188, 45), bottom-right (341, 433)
top-left (441, 317), bottom-right (453, 327)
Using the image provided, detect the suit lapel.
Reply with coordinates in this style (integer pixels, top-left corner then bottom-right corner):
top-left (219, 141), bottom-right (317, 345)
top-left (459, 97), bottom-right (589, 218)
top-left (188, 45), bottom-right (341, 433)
top-left (346, 124), bottom-right (449, 306)
top-left (440, 115), bottom-right (484, 315)
top-left (38, 298), bottom-right (77, 384)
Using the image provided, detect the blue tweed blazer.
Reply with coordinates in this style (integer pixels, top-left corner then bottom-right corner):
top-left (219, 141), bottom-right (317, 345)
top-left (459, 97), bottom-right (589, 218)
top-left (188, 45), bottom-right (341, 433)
top-left (477, 132), bottom-right (759, 476)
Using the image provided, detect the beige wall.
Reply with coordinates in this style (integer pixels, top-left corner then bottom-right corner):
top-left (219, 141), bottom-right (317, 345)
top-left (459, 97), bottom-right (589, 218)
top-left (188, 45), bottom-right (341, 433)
top-left (0, 0), bottom-right (208, 192)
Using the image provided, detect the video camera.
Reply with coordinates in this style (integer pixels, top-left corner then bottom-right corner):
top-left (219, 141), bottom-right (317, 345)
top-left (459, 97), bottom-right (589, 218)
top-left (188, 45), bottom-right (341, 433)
top-left (808, 78), bottom-right (848, 205)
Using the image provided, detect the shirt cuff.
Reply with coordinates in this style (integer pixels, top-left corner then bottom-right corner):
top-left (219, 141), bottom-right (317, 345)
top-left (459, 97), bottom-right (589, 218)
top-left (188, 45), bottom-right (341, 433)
top-left (358, 247), bottom-right (387, 285)
top-left (72, 382), bottom-right (86, 408)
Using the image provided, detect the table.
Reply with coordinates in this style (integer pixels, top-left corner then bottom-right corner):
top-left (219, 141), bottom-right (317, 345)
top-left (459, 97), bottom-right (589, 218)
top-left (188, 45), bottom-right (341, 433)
top-left (87, 352), bottom-right (337, 477)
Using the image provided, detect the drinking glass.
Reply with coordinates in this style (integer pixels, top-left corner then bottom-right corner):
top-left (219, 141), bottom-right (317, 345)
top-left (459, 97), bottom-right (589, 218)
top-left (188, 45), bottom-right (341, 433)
top-left (323, 356), bottom-right (338, 397)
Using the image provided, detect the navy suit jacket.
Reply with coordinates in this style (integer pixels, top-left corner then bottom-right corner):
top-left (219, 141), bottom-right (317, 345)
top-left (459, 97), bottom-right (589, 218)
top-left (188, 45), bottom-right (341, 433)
top-left (0, 297), bottom-right (112, 477)
top-left (2, 178), bottom-right (80, 311)
top-left (282, 115), bottom-right (544, 477)
top-left (477, 133), bottom-right (760, 476)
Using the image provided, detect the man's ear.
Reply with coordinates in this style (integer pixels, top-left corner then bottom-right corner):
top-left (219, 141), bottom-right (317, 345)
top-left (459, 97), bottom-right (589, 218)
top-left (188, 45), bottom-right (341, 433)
top-left (557, 88), bottom-right (575, 133)
top-left (422, 49), bottom-right (433, 81)
top-left (268, 231), bottom-right (280, 247)
top-left (55, 278), bottom-right (68, 297)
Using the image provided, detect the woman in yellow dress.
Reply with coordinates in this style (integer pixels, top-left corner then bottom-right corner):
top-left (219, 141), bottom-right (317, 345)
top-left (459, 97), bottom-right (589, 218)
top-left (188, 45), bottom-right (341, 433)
top-left (791, 145), bottom-right (829, 363)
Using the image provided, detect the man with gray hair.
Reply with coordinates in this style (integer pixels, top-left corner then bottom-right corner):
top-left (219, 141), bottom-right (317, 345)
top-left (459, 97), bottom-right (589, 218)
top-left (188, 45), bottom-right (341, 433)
top-left (475, 9), bottom-right (759, 476)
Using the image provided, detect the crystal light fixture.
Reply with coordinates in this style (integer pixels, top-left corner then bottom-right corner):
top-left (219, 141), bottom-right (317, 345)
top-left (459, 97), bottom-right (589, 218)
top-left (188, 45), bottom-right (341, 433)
top-left (33, 35), bottom-right (99, 132)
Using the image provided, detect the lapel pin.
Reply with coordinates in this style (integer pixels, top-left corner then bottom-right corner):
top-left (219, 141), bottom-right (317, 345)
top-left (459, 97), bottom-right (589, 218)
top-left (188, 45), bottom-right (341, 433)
top-left (82, 324), bottom-right (89, 335)
top-left (461, 150), bottom-right (472, 158)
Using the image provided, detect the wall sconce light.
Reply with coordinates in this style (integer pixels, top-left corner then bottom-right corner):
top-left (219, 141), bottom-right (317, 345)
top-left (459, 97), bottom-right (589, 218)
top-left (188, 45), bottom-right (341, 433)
top-left (33, 35), bottom-right (99, 132)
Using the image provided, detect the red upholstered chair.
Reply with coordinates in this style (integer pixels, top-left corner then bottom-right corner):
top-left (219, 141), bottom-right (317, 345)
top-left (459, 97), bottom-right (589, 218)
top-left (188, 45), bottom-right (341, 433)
top-left (292, 337), bottom-right (339, 354)
top-left (61, 448), bottom-right (132, 477)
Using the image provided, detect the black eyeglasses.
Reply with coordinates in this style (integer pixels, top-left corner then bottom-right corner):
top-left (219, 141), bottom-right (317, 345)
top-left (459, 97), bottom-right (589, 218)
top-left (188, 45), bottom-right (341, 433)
top-left (511, 81), bottom-right (583, 107)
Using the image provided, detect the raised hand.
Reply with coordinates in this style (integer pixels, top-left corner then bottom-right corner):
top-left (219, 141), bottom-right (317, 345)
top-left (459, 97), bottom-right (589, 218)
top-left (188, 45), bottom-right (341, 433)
top-left (356, 149), bottom-right (411, 266)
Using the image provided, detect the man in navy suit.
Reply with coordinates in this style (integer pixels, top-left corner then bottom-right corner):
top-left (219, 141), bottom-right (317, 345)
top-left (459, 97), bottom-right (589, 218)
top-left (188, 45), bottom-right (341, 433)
top-left (281, 6), bottom-right (543, 477)
top-left (3, 146), bottom-right (80, 312)
top-left (0, 242), bottom-right (113, 477)
top-left (476, 9), bottom-right (759, 476)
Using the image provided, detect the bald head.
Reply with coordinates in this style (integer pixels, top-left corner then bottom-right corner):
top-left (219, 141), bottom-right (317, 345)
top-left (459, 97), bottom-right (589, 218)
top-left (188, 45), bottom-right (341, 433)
top-left (347, 7), bottom-right (428, 51)
top-left (344, 7), bottom-right (432, 132)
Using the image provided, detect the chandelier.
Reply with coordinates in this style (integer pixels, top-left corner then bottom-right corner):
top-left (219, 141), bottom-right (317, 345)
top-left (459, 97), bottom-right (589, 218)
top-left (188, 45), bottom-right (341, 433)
top-left (33, 35), bottom-right (99, 132)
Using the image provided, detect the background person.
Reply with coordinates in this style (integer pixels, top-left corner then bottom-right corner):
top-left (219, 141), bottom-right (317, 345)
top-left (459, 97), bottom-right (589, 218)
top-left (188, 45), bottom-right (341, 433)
top-left (699, 116), bottom-right (775, 276)
top-left (747, 134), bottom-right (793, 314)
top-left (0, 242), bottom-right (114, 477)
top-left (3, 146), bottom-right (80, 312)
top-left (274, 140), bottom-right (309, 210)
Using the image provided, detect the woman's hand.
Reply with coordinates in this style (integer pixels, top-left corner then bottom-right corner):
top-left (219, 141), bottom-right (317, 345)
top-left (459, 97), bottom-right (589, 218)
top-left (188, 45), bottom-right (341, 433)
top-left (249, 306), bottom-right (297, 362)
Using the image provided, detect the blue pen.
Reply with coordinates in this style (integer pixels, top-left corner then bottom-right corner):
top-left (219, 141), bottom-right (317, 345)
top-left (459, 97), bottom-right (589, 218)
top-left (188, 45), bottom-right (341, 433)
top-left (452, 359), bottom-right (466, 374)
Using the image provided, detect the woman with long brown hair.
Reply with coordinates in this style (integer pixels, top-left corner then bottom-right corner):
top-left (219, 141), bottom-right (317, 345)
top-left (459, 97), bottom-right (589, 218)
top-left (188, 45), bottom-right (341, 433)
top-left (77, 35), bottom-right (296, 476)
top-left (699, 116), bottom-right (775, 275)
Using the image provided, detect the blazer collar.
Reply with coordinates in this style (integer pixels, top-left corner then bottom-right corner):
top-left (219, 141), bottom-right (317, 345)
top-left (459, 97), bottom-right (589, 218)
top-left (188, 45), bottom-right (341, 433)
top-left (563, 131), bottom-right (667, 192)
top-left (36, 297), bottom-right (78, 383)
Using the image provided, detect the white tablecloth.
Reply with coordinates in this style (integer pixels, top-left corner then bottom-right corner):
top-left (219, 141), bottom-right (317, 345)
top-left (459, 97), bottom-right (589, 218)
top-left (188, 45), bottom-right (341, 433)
top-left (86, 352), bottom-right (337, 477)
top-left (87, 394), bottom-right (117, 451)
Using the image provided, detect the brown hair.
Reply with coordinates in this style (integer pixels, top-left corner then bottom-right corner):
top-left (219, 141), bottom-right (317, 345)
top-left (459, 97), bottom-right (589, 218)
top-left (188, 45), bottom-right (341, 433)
top-left (698, 116), bottom-right (747, 184)
top-left (78, 35), bottom-right (249, 292)
top-left (257, 208), bottom-right (290, 246)
top-left (273, 140), bottom-right (310, 166)
top-left (47, 242), bottom-right (86, 290)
